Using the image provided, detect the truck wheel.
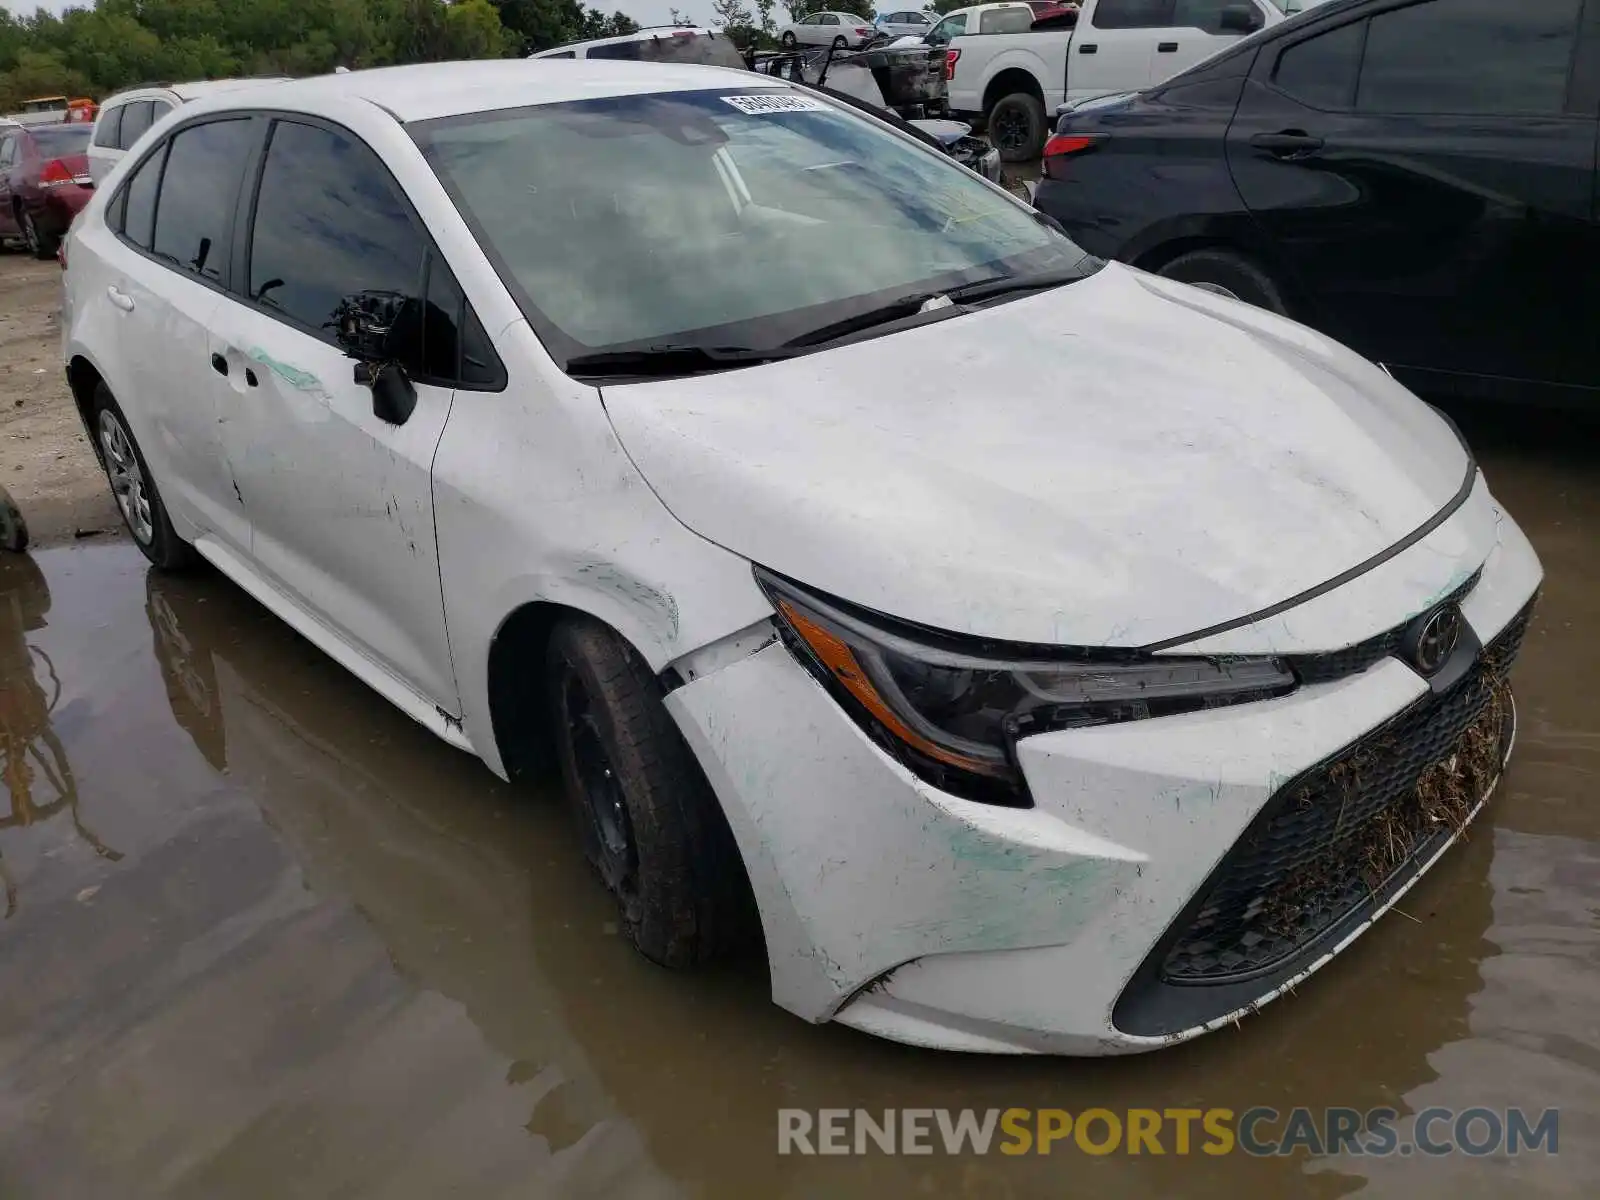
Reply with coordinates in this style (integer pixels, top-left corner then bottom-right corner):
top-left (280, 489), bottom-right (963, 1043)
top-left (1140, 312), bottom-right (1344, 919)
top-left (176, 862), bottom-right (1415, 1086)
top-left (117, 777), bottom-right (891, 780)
top-left (1156, 249), bottom-right (1291, 317)
top-left (547, 616), bottom-right (757, 968)
top-left (987, 93), bottom-right (1047, 163)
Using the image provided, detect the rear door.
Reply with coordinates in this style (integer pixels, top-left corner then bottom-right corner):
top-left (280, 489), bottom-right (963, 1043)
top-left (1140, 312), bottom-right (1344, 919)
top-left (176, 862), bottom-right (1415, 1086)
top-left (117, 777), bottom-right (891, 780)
top-left (1227, 0), bottom-right (1598, 399)
top-left (1073, 0), bottom-right (1171, 97)
top-left (94, 118), bottom-right (259, 550)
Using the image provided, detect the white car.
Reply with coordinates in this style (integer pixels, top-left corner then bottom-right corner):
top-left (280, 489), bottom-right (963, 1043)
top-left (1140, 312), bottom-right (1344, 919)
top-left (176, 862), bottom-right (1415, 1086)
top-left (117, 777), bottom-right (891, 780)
top-left (61, 60), bottom-right (1541, 1056)
top-left (777, 11), bottom-right (877, 48)
top-left (87, 78), bottom-right (290, 183)
top-left (876, 9), bottom-right (935, 38)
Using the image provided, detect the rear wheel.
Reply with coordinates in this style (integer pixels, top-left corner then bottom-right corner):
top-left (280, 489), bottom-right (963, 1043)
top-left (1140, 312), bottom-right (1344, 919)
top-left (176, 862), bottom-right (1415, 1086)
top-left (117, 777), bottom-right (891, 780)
top-left (832, 34), bottom-right (847, 48)
top-left (781, 30), bottom-right (797, 47)
top-left (986, 92), bottom-right (1047, 163)
top-left (19, 208), bottom-right (57, 260)
top-left (547, 616), bottom-right (756, 968)
top-left (90, 384), bottom-right (194, 570)
top-left (1155, 248), bottom-right (1291, 317)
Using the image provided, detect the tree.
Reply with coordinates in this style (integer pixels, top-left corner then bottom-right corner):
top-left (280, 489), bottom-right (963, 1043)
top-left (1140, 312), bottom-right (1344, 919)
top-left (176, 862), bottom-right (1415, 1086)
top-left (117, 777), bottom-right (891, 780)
top-left (711, 0), bottom-right (757, 45)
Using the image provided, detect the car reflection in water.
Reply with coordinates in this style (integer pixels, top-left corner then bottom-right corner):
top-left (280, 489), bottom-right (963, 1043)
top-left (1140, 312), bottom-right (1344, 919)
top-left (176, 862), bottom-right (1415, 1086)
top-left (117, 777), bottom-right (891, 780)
top-left (0, 554), bottom-right (121, 917)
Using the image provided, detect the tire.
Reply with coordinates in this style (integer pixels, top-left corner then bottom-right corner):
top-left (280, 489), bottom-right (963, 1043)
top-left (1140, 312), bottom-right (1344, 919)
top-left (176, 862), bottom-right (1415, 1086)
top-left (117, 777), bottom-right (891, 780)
top-left (1155, 248), bottom-right (1291, 317)
top-left (90, 383), bottom-right (195, 569)
top-left (20, 208), bottom-right (58, 260)
top-left (781, 30), bottom-right (797, 47)
top-left (547, 616), bottom-right (756, 968)
top-left (832, 35), bottom-right (847, 48)
top-left (986, 92), bottom-right (1047, 163)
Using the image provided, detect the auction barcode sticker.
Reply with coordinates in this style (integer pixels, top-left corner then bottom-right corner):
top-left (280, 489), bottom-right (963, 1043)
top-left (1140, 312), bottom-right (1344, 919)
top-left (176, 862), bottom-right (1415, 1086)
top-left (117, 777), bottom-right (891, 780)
top-left (721, 93), bottom-right (830, 115)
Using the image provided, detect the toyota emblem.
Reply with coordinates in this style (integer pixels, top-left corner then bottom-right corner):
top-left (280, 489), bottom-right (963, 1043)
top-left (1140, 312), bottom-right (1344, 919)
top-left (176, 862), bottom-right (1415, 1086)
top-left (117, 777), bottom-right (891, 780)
top-left (1405, 604), bottom-right (1463, 677)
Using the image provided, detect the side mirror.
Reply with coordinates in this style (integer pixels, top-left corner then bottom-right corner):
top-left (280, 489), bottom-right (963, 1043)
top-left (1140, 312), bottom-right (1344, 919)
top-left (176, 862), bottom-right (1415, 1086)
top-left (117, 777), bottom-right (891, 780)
top-left (332, 290), bottom-right (418, 426)
top-left (1219, 4), bottom-right (1264, 33)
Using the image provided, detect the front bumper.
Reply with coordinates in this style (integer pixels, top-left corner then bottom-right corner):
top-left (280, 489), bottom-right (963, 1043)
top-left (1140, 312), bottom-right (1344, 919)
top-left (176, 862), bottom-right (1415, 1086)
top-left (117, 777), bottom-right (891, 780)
top-left (665, 498), bottom-right (1543, 1055)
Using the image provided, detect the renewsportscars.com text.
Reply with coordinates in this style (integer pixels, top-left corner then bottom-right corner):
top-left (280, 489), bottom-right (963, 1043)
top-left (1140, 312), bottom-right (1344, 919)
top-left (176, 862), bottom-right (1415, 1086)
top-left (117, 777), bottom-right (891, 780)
top-left (777, 1107), bottom-right (1559, 1158)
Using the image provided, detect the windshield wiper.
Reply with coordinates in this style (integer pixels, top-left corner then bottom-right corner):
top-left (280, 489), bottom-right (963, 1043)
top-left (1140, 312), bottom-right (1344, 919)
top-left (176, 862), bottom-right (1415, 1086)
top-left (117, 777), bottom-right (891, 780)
top-left (781, 292), bottom-right (957, 350)
top-left (944, 263), bottom-right (1096, 305)
top-left (565, 344), bottom-right (801, 379)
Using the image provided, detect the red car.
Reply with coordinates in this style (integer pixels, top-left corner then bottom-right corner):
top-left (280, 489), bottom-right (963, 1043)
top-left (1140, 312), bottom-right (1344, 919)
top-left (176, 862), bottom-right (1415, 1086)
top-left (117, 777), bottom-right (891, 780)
top-left (0, 122), bottom-right (94, 259)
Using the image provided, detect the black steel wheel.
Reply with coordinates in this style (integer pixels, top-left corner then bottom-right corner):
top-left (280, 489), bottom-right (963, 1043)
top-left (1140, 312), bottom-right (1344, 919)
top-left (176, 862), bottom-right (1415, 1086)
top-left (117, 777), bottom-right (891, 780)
top-left (546, 616), bottom-right (758, 967)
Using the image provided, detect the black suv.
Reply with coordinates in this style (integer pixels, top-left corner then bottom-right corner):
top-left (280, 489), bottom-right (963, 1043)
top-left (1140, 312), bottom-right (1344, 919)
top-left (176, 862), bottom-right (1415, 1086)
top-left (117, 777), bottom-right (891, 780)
top-left (1031, 0), bottom-right (1600, 408)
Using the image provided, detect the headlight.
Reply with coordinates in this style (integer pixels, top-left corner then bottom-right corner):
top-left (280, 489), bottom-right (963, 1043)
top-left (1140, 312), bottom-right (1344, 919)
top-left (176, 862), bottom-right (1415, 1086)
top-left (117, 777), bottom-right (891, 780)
top-left (757, 569), bottom-right (1297, 807)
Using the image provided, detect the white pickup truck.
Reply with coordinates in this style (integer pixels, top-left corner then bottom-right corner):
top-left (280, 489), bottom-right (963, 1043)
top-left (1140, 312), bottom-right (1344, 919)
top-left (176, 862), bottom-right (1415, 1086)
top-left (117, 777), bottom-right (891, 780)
top-left (927, 0), bottom-right (1292, 160)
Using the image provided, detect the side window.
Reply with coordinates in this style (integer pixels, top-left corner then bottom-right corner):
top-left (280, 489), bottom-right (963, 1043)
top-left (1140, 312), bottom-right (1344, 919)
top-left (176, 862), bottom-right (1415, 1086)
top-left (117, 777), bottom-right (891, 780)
top-left (151, 119), bottom-right (257, 282)
top-left (419, 256), bottom-right (463, 382)
top-left (1171, 0), bottom-right (1248, 33)
top-left (1092, 0), bottom-right (1176, 29)
top-left (1357, 0), bottom-right (1581, 116)
top-left (0, 136), bottom-right (14, 168)
top-left (1272, 20), bottom-right (1364, 109)
top-left (149, 100), bottom-right (174, 126)
top-left (118, 144), bottom-right (166, 249)
top-left (93, 105), bottom-right (124, 149)
top-left (546, 50), bottom-right (576, 58)
top-left (820, 13), bottom-right (839, 24)
top-left (246, 120), bottom-right (424, 345)
top-left (118, 101), bottom-right (155, 149)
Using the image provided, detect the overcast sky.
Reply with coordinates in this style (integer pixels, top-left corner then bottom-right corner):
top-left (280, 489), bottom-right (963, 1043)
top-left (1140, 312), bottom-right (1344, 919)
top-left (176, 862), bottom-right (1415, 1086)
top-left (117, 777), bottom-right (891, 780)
top-left (1, 0), bottom-right (713, 28)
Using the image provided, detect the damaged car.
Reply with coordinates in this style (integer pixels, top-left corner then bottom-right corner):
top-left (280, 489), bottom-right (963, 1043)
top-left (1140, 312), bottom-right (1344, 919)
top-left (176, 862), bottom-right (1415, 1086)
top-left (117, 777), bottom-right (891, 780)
top-left (62, 61), bottom-right (1541, 1055)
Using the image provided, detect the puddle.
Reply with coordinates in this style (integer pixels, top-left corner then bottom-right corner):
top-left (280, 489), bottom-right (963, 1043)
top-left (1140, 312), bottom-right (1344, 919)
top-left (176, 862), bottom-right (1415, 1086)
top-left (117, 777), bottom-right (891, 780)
top-left (0, 404), bottom-right (1596, 1197)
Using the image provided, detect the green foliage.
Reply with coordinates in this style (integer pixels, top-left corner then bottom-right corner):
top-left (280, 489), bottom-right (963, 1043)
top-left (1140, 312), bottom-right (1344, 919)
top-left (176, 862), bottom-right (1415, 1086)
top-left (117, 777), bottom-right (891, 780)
top-left (0, 0), bottom-right (639, 109)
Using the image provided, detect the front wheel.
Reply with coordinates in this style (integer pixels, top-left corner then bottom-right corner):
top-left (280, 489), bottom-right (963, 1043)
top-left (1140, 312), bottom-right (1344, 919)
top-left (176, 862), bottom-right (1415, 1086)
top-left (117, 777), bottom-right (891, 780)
top-left (547, 617), bottom-right (756, 968)
top-left (1155, 248), bottom-right (1291, 317)
top-left (986, 92), bottom-right (1047, 163)
top-left (91, 384), bottom-right (194, 569)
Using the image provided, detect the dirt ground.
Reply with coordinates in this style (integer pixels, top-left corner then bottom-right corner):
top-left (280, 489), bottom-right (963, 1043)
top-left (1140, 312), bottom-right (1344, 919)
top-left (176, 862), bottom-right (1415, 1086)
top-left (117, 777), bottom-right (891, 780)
top-left (0, 252), bottom-right (121, 546)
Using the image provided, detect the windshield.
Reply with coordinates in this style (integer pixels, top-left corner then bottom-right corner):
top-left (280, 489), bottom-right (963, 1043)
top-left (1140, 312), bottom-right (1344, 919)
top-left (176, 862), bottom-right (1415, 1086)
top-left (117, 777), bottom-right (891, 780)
top-left (414, 88), bottom-right (1093, 370)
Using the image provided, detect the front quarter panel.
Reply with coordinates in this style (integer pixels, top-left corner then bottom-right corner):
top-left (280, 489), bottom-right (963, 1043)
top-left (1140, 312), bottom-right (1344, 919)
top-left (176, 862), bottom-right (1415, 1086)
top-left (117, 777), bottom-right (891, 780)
top-left (430, 328), bottom-right (773, 779)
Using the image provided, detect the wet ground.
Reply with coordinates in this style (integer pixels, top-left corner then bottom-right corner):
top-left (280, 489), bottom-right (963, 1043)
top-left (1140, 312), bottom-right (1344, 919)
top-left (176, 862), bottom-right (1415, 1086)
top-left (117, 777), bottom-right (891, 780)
top-left (1, 403), bottom-right (1596, 1198)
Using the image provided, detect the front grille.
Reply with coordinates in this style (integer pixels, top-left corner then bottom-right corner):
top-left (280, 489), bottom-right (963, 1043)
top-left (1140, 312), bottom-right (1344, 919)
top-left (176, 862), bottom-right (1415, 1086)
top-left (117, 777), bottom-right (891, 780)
top-left (1287, 568), bottom-right (1482, 685)
top-left (1159, 602), bottom-right (1532, 986)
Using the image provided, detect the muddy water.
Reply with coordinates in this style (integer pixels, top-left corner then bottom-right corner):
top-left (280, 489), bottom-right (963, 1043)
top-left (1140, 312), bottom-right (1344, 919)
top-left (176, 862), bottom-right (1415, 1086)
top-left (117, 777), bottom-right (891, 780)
top-left (0, 407), bottom-right (1596, 1199)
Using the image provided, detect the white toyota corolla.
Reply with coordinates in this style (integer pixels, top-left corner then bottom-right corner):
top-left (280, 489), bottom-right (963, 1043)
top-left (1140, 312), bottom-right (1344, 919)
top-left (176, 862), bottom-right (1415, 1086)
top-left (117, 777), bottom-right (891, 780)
top-left (61, 60), bottom-right (1541, 1055)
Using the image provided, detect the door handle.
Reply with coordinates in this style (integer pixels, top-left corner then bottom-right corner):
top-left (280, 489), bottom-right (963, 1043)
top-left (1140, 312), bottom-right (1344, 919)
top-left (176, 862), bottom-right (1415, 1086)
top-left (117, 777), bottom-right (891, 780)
top-left (106, 285), bottom-right (135, 312)
top-left (1157, 41), bottom-right (1178, 52)
top-left (1079, 42), bottom-right (1097, 53)
top-left (1250, 130), bottom-right (1325, 158)
top-left (210, 352), bottom-right (229, 377)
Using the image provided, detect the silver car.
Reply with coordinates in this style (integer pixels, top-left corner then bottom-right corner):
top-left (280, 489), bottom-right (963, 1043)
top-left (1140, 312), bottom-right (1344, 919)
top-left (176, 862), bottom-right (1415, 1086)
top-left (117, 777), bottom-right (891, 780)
top-left (876, 9), bottom-right (934, 38)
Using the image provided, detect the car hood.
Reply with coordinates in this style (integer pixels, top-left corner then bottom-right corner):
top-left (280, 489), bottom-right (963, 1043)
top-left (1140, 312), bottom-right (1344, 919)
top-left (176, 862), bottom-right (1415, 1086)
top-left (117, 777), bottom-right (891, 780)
top-left (601, 263), bottom-right (1472, 648)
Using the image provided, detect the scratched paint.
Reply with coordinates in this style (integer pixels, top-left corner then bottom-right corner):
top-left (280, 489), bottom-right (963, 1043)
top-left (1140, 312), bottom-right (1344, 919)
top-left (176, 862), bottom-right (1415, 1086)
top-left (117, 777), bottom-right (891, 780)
top-left (244, 347), bottom-right (329, 396)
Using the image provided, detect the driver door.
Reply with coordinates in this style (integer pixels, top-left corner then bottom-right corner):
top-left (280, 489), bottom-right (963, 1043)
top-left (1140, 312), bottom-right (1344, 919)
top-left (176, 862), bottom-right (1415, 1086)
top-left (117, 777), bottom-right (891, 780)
top-left (206, 115), bottom-right (462, 713)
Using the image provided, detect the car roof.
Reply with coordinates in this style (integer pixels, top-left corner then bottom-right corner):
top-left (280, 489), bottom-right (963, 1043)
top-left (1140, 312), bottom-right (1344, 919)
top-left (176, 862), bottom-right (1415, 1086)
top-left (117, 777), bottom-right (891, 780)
top-left (185, 59), bottom-right (777, 124)
top-left (100, 77), bottom-right (293, 107)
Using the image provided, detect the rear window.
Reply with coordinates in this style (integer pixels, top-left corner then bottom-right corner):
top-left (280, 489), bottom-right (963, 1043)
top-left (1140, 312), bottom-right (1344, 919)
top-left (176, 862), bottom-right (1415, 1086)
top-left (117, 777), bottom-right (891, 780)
top-left (585, 33), bottom-right (747, 68)
top-left (30, 125), bottom-right (92, 153)
top-left (978, 7), bottom-right (1036, 33)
